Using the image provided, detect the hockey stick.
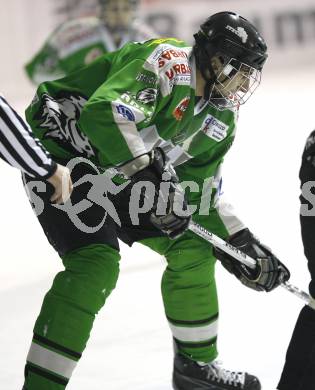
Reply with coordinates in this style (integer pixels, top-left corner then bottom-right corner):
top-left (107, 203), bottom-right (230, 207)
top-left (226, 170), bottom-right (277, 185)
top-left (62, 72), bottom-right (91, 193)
top-left (189, 221), bottom-right (315, 310)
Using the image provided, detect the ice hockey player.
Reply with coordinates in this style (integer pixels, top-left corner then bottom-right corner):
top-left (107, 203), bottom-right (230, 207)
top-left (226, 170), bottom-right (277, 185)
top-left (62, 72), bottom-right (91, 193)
top-left (22, 12), bottom-right (290, 390)
top-left (0, 94), bottom-right (72, 204)
top-left (25, 0), bottom-right (156, 84)
top-left (277, 131), bottom-right (315, 390)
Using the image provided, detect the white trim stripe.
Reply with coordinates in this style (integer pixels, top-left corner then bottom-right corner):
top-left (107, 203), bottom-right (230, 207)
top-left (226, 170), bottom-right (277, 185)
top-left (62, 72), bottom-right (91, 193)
top-left (139, 126), bottom-right (192, 167)
top-left (168, 320), bottom-right (218, 343)
top-left (166, 144), bottom-right (192, 167)
top-left (27, 342), bottom-right (77, 379)
top-left (111, 102), bottom-right (148, 158)
top-left (115, 120), bottom-right (148, 158)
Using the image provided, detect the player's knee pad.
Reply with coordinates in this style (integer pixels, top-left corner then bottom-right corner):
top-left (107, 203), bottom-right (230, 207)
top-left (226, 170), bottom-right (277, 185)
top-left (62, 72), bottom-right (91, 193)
top-left (51, 244), bottom-right (120, 314)
top-left (162, 239), bottom-right (216, 297)
top-left (165, 235), bottom-right (215, 272)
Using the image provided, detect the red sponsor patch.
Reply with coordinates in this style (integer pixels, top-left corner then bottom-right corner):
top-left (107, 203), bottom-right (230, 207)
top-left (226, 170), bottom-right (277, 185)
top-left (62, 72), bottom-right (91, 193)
top-left (173, 96), bottom-right (190, 121)
top-left (165, 63), bottom-right (191, 80)
top-left (158, 49), bottom-right (189, 68)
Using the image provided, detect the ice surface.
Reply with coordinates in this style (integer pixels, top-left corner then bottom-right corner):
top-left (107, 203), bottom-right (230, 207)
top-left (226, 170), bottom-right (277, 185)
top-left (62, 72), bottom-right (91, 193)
top-left (1, 68), bottom-right (315, 389)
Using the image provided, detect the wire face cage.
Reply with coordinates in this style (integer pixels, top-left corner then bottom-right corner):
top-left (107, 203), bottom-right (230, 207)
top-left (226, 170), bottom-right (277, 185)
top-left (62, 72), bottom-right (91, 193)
top-left (209, 57), bottom-right (262, 110)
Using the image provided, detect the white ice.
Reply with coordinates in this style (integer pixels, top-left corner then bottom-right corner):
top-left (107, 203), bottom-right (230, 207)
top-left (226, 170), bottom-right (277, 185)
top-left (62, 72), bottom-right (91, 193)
top-left (1, 68), bottom-right (315, 389)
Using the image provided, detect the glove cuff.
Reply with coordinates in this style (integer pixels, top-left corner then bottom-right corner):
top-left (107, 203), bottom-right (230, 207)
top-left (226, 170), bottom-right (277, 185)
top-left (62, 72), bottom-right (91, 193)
top-left (229, 228), bottom-right (253, 246)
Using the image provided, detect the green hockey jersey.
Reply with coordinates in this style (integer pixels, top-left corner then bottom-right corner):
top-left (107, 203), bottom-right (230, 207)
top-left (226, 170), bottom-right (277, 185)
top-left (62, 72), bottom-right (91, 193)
top-left (25, 16), bottom-right (156, 84)
top-left (26, 38), bottom-right (244, 236)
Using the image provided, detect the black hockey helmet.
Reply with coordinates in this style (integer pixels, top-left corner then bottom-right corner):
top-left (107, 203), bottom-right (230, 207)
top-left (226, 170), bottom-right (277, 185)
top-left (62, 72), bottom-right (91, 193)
top-left (194, 11), bottom-right (268, 110)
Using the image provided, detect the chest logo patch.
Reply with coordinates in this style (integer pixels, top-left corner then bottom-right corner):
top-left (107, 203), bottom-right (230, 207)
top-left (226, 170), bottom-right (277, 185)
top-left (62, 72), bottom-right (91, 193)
top-left (201, 115), bottom-right (228, 142)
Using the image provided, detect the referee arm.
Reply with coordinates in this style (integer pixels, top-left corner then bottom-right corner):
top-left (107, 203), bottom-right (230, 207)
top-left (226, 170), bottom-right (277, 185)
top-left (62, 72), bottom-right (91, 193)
top-left (0, 95), bottom-right (72, 203)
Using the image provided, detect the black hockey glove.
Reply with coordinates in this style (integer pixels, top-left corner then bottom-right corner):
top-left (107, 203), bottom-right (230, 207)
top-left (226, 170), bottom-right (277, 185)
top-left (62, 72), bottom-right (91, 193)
top-left (214, 228), bottom-right (290, 292)
top-left (119, 148), bottom-right (191, 239)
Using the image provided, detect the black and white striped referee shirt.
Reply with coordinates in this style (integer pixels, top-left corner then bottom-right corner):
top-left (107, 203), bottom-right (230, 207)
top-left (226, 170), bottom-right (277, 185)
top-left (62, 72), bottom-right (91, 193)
top-left (0, 95), bottom-right (56, 179)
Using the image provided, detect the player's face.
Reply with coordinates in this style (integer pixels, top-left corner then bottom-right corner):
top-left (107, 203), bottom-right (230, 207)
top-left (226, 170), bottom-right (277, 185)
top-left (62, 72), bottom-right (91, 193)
top-left (100, 0), bottom-right (134, 32)
top-left (211, 56), bottom-right (252, 96)
top-left (208, 56), bottom-right (261, 108)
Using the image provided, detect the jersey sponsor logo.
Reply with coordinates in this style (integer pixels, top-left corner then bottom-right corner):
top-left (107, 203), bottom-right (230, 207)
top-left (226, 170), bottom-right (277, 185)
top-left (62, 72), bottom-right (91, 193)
top-left (173, 96), bottom-right (190, 121)
top-left (225, 25), bottom-right (248, 44)
top-left (135, 72), bottom-right (158, 86)
top-left (158, 49), bottom-right (189, 69)
top-left (169, 75), bottom-right (191, 88)
top-left (165, 63), bottom-right (191, 80)
top-left (119, 91), bottom-right (154, 122)
top-left (162, 63), bottom-right (191, 89)
top-left (201, 115), bottom-right (228, 142)
top-left (116, 104), bottom-right (136, 121)
top-left (145, 43), bottom-right (191, 71)
top-left (136, 88), bottom-right (158, 104)
top-left (35, 92), bottom-right (95, 158)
